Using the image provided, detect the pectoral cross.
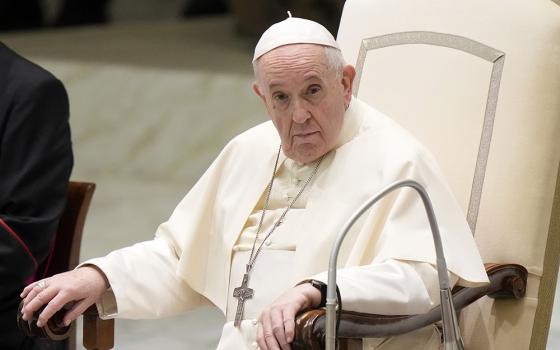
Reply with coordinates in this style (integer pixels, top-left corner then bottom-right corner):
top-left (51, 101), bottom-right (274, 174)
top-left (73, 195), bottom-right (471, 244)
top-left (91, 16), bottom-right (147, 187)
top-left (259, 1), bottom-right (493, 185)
top-left (233, 273), bottom-right (254, 327)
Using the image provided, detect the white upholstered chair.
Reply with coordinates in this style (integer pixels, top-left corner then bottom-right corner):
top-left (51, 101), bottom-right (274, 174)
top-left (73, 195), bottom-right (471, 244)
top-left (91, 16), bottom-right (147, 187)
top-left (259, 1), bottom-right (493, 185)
top-left (295, 0), bottom-right (560, 349)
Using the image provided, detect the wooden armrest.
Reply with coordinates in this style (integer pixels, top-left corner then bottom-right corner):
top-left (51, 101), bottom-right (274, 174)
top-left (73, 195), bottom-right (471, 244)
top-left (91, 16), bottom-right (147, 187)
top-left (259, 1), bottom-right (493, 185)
top-left (83, 305), bottom-right (114, 350)
top-left (292, 263), bottom-right (527, 350)
top-left (17, 303), bottom-right (115, 350)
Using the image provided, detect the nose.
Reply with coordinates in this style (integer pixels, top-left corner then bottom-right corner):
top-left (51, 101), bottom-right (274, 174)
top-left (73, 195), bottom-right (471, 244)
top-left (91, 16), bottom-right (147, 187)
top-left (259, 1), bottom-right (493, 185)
top-left (292, 99), bottom-right (311, 124)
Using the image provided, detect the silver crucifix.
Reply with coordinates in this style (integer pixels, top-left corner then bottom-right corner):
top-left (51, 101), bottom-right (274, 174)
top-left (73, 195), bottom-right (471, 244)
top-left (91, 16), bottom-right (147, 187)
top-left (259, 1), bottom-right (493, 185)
top-left (233, 273), bottom-right (254, 327)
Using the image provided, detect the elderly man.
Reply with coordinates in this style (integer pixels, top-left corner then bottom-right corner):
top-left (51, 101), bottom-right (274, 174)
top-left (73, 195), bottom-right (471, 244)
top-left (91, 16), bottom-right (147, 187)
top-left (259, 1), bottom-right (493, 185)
top-left (21, 16), bottom-right (488, 350)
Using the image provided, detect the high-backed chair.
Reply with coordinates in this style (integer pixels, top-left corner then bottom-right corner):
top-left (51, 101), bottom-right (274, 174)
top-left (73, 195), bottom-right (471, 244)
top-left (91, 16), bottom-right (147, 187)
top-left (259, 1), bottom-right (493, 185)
top-left (295, 0), bottom-right (560, 349)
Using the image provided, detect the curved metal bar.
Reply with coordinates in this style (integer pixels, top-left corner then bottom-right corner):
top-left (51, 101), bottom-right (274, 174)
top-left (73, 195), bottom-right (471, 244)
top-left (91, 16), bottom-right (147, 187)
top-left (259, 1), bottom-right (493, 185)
top-left (325, 179), bottom-right (463, 350)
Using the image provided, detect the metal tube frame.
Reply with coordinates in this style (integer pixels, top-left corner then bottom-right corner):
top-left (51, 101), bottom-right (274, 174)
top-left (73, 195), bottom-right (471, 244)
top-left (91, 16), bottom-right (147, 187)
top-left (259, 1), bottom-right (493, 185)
top-left (325, 179), bottom-right (464, 350)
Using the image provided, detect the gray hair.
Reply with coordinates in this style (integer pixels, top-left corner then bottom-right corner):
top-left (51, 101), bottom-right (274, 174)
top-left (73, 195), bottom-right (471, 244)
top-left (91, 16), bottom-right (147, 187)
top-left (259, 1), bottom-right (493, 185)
top-left (253, 45), bottom-right (346, 83)
top-left (324, 46), bottom-right (346, 78)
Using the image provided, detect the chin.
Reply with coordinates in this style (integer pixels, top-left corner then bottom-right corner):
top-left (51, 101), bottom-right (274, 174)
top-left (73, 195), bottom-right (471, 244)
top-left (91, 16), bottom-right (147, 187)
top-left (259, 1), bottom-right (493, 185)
top-left (293, 145), bottom-right (327, 164)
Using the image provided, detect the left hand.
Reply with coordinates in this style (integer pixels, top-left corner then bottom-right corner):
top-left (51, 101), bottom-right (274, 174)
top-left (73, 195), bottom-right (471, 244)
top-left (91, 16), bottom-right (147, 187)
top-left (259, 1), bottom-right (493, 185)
top-left (256, 283), bottom-right (321, 350)
top-left (20, 266), bottom-right (109, 327)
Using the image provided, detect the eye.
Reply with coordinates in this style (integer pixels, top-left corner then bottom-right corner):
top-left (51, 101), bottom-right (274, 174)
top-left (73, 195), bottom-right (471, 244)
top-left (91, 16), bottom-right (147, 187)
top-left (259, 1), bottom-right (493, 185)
top-left (307, 84), bottom-right (322, 96)
top-left (273, 92), bottom-right (289, 103)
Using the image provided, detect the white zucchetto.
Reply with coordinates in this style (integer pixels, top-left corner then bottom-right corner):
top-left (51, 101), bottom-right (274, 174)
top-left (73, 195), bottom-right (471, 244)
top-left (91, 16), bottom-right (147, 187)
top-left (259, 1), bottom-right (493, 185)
top-left (252, 13), bottom-right (340, 62)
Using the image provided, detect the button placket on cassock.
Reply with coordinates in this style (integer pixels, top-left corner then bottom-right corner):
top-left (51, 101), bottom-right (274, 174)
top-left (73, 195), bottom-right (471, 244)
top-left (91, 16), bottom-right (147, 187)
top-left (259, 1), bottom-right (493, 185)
top-left (225, 158), bottom-right (317, 323)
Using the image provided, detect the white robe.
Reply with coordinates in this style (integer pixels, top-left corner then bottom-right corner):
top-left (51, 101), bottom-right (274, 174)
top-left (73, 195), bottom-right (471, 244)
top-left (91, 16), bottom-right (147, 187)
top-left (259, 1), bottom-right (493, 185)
top-left (86, 98), bottom-right (488, 349)
top-left (219, 156), bottom-right (446, 350)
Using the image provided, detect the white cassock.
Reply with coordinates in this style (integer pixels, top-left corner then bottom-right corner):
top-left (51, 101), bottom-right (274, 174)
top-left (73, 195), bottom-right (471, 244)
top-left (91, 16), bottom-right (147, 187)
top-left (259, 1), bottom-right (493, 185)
top-left (85, 98), bottom-right (489, 350)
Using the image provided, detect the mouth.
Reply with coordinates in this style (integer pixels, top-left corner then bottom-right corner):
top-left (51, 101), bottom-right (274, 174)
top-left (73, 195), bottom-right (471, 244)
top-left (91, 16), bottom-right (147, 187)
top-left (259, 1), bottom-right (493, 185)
top-left (295, 131), bottom-right (320, 138)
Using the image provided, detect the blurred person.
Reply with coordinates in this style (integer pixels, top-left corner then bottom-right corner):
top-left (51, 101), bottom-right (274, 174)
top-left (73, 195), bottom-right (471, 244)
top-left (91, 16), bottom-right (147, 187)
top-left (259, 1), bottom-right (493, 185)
top-left (0, 0), bottom-right (43, 31)
top-left (54, 0), bottom-right (109, 27)
top-left (182, 0), bottom-right (228, 17)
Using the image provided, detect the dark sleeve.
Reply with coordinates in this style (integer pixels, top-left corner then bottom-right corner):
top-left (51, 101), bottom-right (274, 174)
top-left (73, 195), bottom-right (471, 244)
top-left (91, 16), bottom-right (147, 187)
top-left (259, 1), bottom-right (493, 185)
top-left (0, 76), bottom-right (73, 291)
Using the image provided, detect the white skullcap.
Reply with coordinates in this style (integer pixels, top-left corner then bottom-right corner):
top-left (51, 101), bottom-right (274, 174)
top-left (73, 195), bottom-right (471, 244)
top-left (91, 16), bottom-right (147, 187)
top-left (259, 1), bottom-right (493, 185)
top-left (252, 12), bottom-right (340, 62)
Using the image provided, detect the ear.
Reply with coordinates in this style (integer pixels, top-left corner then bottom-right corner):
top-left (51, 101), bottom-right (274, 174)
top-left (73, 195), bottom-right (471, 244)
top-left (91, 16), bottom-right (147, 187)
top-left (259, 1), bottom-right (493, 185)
top-left (252, 82), bottom-right (266, 103)
top-left (341, 65), bottom-right (356, 106)
top-left (253, 82), bottom-right (275, 118)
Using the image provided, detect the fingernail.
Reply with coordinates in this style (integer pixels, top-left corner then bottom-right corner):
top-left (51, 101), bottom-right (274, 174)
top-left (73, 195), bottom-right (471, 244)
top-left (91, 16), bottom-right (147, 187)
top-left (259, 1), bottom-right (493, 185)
top-left (37, 321), bottom-right (43, 327)
top-left (64, 320), bottom-right (70, 326)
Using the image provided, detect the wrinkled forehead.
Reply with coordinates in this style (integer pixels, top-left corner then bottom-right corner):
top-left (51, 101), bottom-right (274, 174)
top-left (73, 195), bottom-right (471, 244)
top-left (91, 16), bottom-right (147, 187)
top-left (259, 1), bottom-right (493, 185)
top-left (255, 44), bottom-right (329, 79)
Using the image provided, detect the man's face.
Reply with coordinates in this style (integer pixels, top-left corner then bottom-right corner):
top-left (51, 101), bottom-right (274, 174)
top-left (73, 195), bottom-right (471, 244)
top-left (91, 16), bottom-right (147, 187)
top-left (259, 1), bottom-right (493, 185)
top-left (253, 44), bottom-right (355, 164)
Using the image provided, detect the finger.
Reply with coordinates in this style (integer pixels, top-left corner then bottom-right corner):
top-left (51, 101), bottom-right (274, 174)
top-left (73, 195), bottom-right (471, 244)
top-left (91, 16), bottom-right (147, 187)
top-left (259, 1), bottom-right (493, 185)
top-left (261, 312), bottom-right (281, 350)
top-left (62, 298), bottom-right (95, 326)
top-left (22, 288), bottom-right (57, 321)
top-left (23, 280), bottom-right (50, 308)
top-left (23, 283), bottom-right (44, 307)
top-left (256, 321), bottom-right (268, 350)
top-left (270, 308), bottom-right (289, 350)
top-left (282, 309), bottom-right (296, 344)
top-left (21, 283), bottom-right (37, 298)
top-left (21, 288), bottom-right (40, 319)
top-left (36, 292), bottom-right (74, 327)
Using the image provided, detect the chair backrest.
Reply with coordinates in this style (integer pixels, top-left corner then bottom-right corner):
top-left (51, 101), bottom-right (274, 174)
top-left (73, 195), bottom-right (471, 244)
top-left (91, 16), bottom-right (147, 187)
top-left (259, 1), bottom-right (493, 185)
top-left (39, 181), bottom-right (95, 350)
top-left (336, 0), bottom-right (560, 349)
top-left (40, 181), bottom-right (96, 278)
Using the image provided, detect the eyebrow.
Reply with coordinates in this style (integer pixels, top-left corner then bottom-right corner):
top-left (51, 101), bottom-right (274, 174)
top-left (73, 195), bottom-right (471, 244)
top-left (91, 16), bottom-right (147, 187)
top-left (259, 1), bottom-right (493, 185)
top-left (267, 74), bottom-right (323, 90)
top-left (268, 81), bottom-right (283, 90)
top-left (303, 73), bottom-right (322, 81)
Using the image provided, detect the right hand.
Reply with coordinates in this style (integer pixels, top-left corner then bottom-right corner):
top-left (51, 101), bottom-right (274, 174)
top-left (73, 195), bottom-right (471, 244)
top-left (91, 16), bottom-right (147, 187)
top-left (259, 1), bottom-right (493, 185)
top-left (256, 283), bottom-right (321, 350)
top-left (20, 265), bottom-right (109, 327)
